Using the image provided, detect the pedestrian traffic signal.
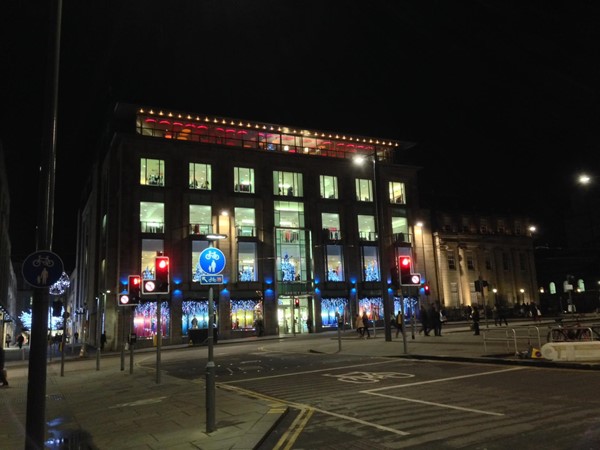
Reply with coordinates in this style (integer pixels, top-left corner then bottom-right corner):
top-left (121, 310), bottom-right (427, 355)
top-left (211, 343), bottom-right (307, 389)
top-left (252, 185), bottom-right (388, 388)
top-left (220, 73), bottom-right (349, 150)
top-left (119, 275), bottom-right (141, 306)
top-left (423, 284), bottom-right (430, 295)
top-left (154, 256), bottom-right (170, 294)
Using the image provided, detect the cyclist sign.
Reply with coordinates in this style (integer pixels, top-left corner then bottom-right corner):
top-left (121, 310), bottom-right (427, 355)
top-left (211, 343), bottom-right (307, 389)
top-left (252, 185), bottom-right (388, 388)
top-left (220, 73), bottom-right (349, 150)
top-left (22, 250), bottom-right (64, 288)
top-left (198, 247), bottom-right (226, 275)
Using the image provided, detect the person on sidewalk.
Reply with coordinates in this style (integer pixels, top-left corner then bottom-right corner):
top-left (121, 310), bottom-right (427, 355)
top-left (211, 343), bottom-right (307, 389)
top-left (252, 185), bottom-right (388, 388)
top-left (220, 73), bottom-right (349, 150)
top-left (418, 305), bottom-right (430, 336)
top-left (394, 311), bottom-right (404, 338)
top-left (5, 333), bottom-right (11, 348)
top-left (0, 346), bottom-right (8, 387)
top-left (430, 304), bottom-right (442, 336)
top-left (362, 312), bottom-right (371, 339)
top-left (472, 305), bottom-right (481, 335)
top-left (498, 305), bottom-right (509, 326)
top-left (355, 314), bottom-right (365, 338)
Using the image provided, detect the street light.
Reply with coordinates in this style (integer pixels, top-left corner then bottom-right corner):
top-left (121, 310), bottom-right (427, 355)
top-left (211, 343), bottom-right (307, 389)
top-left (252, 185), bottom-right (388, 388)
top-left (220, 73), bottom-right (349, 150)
top-left (353, 153), bottom-right (392, 342)
top-left (206, 233), bottom-right (227, 433)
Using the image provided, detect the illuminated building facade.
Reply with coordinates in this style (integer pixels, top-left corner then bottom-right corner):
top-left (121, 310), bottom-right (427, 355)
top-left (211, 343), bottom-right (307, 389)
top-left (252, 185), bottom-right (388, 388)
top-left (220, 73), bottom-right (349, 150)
top-left (75, 103), bottom-right (422, 349)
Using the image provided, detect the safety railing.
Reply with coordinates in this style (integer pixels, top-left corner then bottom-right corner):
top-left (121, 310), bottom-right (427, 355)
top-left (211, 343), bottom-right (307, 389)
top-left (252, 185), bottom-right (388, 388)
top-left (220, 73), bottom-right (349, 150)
top-left (483, 326), bottom-right (542, 355)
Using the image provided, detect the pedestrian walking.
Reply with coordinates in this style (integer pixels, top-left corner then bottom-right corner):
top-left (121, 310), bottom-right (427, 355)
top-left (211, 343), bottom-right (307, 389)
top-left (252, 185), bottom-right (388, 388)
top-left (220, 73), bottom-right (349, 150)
top-left (362, 313), bottom-right (371, 339)
top-left (472, 305), bottom-right (481, 335)
top-left (5, 333), bottom-right (10, 348)
top-left (0, 346), bottom-right (8, 387)
top-left (16, 334), bottom-right (24, 349)
top-left (395, 311), bottom-right (404, 338)
top-left (355, 314), bottom-right (365, 338)
top-left (418, 305), bottom-right (430, 336)
top-left (498, 305), bottom-right (509, 326)
top-left (430, 304), bottom-right (442, 336)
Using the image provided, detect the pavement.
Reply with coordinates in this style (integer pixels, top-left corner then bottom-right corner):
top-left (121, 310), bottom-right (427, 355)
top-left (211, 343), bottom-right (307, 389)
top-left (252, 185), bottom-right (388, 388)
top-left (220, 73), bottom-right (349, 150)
top-left (2, 316), bottom-right (600, 450)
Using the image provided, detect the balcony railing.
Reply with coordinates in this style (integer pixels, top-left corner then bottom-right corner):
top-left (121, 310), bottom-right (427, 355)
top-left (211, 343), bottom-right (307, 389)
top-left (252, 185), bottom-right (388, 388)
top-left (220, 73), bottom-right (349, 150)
top-left (189, 223), bottom-right (213, 235)
top-left (141, 221), bottom-right (164, 233)
top-left (359, 231), bottom-right (377, 242)
top-left (236, 226), bottom-right (256, 238)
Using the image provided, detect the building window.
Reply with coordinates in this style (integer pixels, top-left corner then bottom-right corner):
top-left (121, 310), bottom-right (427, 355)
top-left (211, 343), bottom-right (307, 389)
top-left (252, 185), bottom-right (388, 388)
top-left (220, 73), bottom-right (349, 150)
top-left (497, 219), bottom-right (505, 234)
top-left (235, 207), bottom-right (256, 237)
top-left (485, 255), bottom-right (492, 270)
top-left (234, 167), bottom-right (254, 193)
top-left (358, 215), bottom-right (376, 241)
top-left (275, 201), bottom-right (306, 283)
top-left (141, 239), bottom-right (164, 279)
top-left (189, 204), bottom-right (211, 235)
top-left (514, 220), bottom-right (522, 235)
top-left (355, 178), bottom-right (373, 202)
top-left (502, 253), bottom-right (510, 271)
top-left (320, 175), bottom-right (338, 199)
top-left (191, 241), bottom-right (209, 282)
top-left (238, 242), bottom-right (257, 282)
top-left (274, 171), bottom-right (303, 197)
top-left (140, 158), bottom-right (164, 186)
top-left (388, 181), bottom-right (405, 204)
top-left (480, 219), bottom-right (488, 234)
top-left (322, 212), bottom-right (341, 240)
top-left (391, 215), bottom-right (409, 243)
top-left (140, 202), bottom-right (164, 233)
top-left (325, 245), bottom-right (344, 282)
top-left (519, 253), bottom-right (527, 271)
top-left (189, 163), bottom-right (211, 189)
top-left (447, 254), bottom-right (456, 270)
top-left (361, 246), bottom-right (380, 281)
top-left (466, 253), bottom-right (475, 270)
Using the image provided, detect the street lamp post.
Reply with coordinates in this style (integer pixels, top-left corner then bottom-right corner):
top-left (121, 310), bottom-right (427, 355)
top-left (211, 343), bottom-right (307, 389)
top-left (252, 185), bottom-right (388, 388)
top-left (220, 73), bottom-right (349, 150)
top-left (205, 233), bottom-right (227, 433)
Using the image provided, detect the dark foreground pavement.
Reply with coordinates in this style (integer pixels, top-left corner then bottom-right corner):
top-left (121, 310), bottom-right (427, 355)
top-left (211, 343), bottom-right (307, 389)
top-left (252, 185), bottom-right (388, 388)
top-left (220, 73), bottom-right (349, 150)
top-left (2, 317), bottom-right (599, 449)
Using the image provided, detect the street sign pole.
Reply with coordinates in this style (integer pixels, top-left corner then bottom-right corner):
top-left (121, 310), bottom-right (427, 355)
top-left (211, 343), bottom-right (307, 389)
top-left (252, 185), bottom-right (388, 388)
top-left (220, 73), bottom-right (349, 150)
top-left (206, 286), bottom-right (216, 432)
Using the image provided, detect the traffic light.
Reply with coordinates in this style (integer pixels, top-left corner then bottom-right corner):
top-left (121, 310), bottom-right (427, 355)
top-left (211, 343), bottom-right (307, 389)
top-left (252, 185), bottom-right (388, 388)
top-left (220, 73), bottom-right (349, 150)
top-left (154, 256), bottom-right (170, 294)
top-left (423, 284), bottom-right (430, 296)
top-left (399, 255), bottom-right (421, 285)
top-left (120, 275), bottom-right (141, 306)
top-left (294, 297), bottom-right (300, 308)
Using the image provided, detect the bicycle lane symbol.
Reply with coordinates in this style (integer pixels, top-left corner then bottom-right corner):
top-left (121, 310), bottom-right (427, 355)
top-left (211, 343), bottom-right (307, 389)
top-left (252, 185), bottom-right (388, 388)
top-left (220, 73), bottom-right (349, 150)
top-left (323, 371), bottom-right (414, 384)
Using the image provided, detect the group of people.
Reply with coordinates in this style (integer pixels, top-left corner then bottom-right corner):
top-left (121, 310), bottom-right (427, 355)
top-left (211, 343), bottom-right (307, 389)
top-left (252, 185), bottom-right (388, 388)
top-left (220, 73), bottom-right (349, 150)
top-left (417, 303), bottom-right (447, 337)
top-left (5, 333), bottom-right (25, 349)
top-left (355, 313), bottom-right (371, 338)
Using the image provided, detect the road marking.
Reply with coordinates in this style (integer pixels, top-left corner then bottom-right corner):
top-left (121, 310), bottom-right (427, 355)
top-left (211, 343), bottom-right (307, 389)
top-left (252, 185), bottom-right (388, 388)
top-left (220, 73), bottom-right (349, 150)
top-left (273, 407), bottom-right (313, 450)
top-left (221, 360), bottom-right (393, 384)
top-left (324, 371), bottom-right (414, 383)
top-left (220, 384), bottom-right (410, 436)
top-left (364, 366), bottom-right (524, 393)
top-left (366, 391), bottom-right (504, 416)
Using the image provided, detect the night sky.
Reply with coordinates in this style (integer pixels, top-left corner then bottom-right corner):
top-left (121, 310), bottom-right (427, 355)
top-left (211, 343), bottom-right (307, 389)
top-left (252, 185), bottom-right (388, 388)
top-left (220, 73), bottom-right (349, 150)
top-left (2, 1), bottom-right (599, 271)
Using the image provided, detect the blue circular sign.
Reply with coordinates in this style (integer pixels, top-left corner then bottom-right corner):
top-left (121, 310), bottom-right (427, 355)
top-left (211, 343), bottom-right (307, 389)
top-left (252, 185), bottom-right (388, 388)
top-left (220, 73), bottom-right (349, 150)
top-left (199, 247), bottom-right (226, 275)
top-left (22, 250), bottom-right (64, 288)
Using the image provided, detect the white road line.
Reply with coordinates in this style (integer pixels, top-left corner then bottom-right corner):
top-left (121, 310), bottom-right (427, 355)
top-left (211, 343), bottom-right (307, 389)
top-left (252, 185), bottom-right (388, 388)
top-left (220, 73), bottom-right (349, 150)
top-left (221, 360), bottom-right (393, 384)
top-left (366, 391), bottom-right (504, 416)
top-left (221, 384), bottom-right (411, 436)
top-left (364, 366), bottom-right (524, 393)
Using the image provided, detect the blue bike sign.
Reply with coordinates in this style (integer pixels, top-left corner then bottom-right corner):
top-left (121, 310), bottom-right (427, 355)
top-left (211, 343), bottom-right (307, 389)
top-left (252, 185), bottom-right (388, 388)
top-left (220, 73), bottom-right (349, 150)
top-left (22, 250), bottom-right (64, 288)
top-left (198, 247), bottom-right (226, 275)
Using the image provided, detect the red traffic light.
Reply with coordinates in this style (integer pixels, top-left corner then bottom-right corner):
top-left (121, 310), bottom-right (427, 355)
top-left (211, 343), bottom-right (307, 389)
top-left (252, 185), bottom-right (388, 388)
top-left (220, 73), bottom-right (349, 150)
top-left (154, 256), bottom-right (170, 294)
top-left (157, 257), bottom-right (169, 270)
top-left (399, 256), bottom-right (411, 268)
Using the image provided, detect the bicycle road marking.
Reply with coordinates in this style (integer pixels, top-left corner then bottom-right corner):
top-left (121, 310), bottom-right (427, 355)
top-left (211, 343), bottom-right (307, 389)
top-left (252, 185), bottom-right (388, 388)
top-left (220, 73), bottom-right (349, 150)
top-left (324, 371), bottom-right (414, 383)
top-left (221, 359), bottom-right (393, 384)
